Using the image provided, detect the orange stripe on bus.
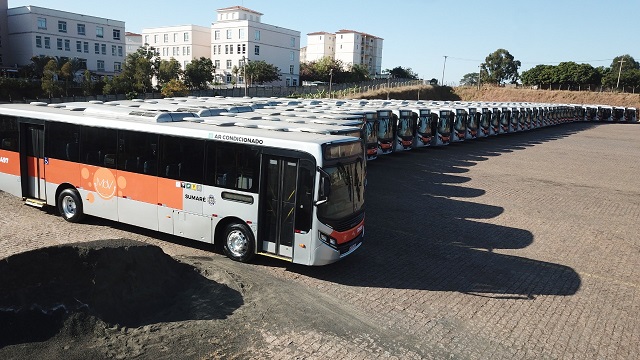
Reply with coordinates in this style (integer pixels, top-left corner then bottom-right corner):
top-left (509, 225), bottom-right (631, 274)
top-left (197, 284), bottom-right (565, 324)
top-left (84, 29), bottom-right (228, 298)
top-left (45, 158), bottom-right (81, 187)
top-left (116, 170), bottom-right (158, 205)
top-left (158, 177), bottom-right (183, 210)
top-left (0, 150), bottom-right (20, 176)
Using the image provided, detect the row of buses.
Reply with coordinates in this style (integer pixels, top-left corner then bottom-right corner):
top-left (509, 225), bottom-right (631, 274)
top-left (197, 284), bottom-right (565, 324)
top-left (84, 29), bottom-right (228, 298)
top-left (0, 96), bottom-right (636, 265)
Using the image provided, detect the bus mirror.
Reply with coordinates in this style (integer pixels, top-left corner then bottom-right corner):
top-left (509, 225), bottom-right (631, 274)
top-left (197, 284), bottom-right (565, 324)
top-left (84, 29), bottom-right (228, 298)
top-left (316, 167), bottom-right (331, 205)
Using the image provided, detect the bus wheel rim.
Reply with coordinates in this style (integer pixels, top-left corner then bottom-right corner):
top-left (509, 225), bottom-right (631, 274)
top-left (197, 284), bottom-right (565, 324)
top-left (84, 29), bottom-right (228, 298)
top-left (62, 196), bottom-right (76, 217)
top-left (227, 230), bottom-right (248, 257)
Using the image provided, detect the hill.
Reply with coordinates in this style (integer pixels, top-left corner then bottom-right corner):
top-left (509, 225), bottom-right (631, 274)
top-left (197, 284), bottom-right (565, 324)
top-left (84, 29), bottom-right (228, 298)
top-left (349, 85), bottom-right (640, 108)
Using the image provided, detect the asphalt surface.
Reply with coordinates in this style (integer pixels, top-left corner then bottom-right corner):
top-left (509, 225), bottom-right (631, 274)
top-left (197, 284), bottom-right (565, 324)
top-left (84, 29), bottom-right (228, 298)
top-left (1, 121), bottom-right (639, 359)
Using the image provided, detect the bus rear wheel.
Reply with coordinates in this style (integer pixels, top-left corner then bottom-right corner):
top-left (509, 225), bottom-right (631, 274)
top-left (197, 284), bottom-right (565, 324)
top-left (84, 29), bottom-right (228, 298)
top-left (57, 189), bottom-right (84, 223)
top-left (222, 223), bottom-right (255, 263)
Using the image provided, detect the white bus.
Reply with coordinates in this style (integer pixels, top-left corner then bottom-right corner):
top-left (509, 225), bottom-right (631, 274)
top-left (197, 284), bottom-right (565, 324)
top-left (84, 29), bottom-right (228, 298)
top-left (0, 102), bottom-right (365, 266)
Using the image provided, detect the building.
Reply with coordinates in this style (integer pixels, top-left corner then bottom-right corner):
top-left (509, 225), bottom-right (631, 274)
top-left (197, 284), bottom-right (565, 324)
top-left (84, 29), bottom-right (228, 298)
top-left (141, 25), bottom-right (211, 70)
top-left (5, 5), bottom-right (126, 75)
top-left (211, 6), bottom-right (300, 86)
top-left (303, 29), bottom-right (383, 76)
top-left (124, 31), bottom-right (142, 56)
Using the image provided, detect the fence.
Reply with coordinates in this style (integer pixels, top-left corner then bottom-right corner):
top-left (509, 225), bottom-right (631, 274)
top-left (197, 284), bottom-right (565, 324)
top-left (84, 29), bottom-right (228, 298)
top-left (460, 83), bottom-right (639, 94)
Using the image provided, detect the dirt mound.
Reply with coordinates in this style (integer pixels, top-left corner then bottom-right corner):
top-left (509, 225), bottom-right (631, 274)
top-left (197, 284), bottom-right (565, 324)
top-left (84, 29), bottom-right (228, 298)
top-left (0, 239), bottom-right (243, 348)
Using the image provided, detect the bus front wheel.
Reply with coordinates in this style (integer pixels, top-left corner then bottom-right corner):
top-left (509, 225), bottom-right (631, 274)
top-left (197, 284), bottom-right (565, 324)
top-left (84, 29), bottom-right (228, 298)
top-left (57, 189), bottom-right (84, 223)
top-left (222, 223), bottom-right (255, 263)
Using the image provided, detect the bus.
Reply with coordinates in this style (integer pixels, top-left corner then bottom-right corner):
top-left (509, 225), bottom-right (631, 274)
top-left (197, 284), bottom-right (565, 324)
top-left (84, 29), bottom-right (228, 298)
top-left (0, 102), bottom-right (365, 266)
top-left (500, 107), bottom-right (511, 133)
top-left (391, 109), bottom-right (416, 151)
top-left (428, 107), bottom-right (452, 146)
top-left (375, 109), bottom-right (396, 155)
top-left (451, 108), bottom-right (467, 142)
top-left (409, 108), bottom-right (433, 148)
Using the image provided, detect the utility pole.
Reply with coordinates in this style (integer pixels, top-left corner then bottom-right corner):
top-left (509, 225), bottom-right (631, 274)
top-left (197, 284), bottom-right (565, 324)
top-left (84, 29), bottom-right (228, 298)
top-left (441, 55), bottom-right (448, 86)
top-left (477, 64), bottom-right (481, 90)
top-left (242, 56), bottom-right (248, 97)
top-left (328, 68), bottom-right (333, 99)
top-left (616, 58), bottom-right (626, 89)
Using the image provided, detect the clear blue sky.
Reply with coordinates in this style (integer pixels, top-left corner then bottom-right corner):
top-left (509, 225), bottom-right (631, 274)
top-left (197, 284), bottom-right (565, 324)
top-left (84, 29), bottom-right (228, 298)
top-left (10, 0), bottom-right (639, 85)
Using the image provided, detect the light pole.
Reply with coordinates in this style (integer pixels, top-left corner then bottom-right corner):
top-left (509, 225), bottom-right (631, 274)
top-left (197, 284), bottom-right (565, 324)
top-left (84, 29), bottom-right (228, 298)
top-left (616, 58), bottom-right (626, 90)
top-left (441, 55), bottom-right (448, 86)
top-left (385, 70), bottom-right (391, 100)
top-left (328, 68), bottom-right (333, 99)
top-left (242, 56), bottom-right (248, 97)
top-left (477, 64), bottom-right (482, 90)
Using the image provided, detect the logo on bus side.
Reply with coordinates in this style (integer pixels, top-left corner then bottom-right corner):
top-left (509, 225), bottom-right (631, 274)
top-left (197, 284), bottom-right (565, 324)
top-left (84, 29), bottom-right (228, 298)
top-left (0, 157), bottom-right (8, 164)
top-left (82, 167), bottom-right (117, 201)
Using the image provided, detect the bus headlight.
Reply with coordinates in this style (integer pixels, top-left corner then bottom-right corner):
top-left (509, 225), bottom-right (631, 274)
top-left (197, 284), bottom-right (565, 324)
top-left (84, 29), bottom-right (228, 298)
top-left (319, 232), bottom-right (337, 248)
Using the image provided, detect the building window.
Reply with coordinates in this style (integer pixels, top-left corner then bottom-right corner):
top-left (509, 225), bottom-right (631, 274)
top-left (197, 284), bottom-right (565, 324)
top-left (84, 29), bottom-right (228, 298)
top-left (229, 45), bottom-right (233, 55)
top-left (44, 37), bottom-right (50, 49)
top-left (96, 26), bottom-right (104, 38)
top-left (254, 45), bottom-right (260, 55)
top-left (237, 44), bottom-right (241, 54)
top-left (65, 39), bottom-right (70, 51)
top-left (254, 30), bottom-right (260, 41)
top-left (154, 35), bottom-right (158, 43)
top-left (118, 46), bottom-right (123, 57)
top-left (57, 38), bottom-right (63, 50)
top-left (84, 42), bottom-right (89, 53)
top-left (286, 78), bottom-right (291, 86)
top-left (213, 46), bottom-right (217, 55)
top-left (58, 21), bottom-right (67, 33)
top-left (173, 33), bottom-right (178, 42)
top-left (79, 59), bottom-right (87, 69)
top-left (97, 60), bottom-right (105, 71)
top-left (77, 23), bottom-right (86, 36)
top-left (226, 60), bottom-right (232, 69)
top-left (184, 46), bottom-right (190, 55)
top-left (224, 45), bottom-right (228, 54)
top-left (291, 37), bottom-right (295, 47)
top-left (290, 65), bottom-right (294, 74)
top-left (226, 74), bottom-right (232, 83)
top-left (113, 29), bottom-right (121, 40)
top-left (112, 45), bottom-right (116, 56)
top-left (77, 41), bottom-right (82, 52)
top-left (290, 51), bottom-right (294, 61)
top-left (293, 79), bottom-right (298, 86)
top-left (94, 42), bottom-right (100, 54)
top-left (214, 60), bottom-right (220, 69)
top-left (214, 30), bottom-right (220, 40)
top-left (239, 29), bottom-right (245, 39)
top-left (226, 29), bottom-right (232, 39)
top-left (37, 17), bottom-right (46, 30)
top-left (217, 45), bottom-right (221, 54)
top-left (114, 62), bottom-right (122, 72)
top-left (163, 34), bottom-right (168, 43)
top-left (184, 32), bottom-right (189, 41)
top-left (242, 44), bottom-right (246, 54)
top-left (144, 35), bottom-right (149, 44)
top-left (36, 36), bottom-right (42, 48)
top-left (101, 44), bottom-right (106, 55)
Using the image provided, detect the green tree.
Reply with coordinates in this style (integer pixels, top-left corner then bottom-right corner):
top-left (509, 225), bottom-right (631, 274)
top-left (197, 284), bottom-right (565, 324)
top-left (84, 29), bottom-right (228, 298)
top-left (481, 49), bottom-right (521, 85)
top-left (156, 58), bottom-right (183, 87)
top-left (231, 65), bottom-right (239, 87)
top-left (602, 55), bottom-right (640, 88)
top-left (30, 55), bottom-right (55, 79)
top-left (460, 72), bottom-right (479, 86)
top-left (243, 60), bottom-right (281, 85)
top-left (81, 69), bottom-right (94, 96)
top-left (42, 59), bottom-right (61, 97)
top-left (386, 66), bottom-right (418, 80)
top-left (184, 57), bottom-right (214, 90)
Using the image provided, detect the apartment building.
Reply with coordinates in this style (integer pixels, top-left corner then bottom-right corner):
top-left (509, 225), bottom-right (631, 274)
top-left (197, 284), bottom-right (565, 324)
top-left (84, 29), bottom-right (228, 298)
top-left (211, 6), bottom-right (300, 86)
top-left (142, 25), bottom-right (211, 70)
top-left (5, 5), bottom-right (125, 74)
top-left (303, 29), bottom-right (383, 76)
top-left (125, 31), bottom-right (142, 56)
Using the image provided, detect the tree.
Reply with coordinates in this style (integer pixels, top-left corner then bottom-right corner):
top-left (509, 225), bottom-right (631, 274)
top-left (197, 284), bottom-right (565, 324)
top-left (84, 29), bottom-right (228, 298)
top-left (460, 72), bottom-right (479, 86)
top-left (242, 60), bottom-right (281, 85)
top-left (481, 49), bottom-right (521, 85)
top-left (161, 79), bottom-right (189, 97)
top-left (42, 59), bottom-right (61, 97)
top-left (602, 55), bottom-right (640, 88)
top-left (81, 70), bottom-right (94, 96)
top-left (184, 57), bottom-right (214, 90)
top-left (231, 65), bottom-right (239, 87)
top-left (30, 55), bottom-right (55, 79)
top-left (386, 66), bottom-right (418, 80)
top-left (157, 58), bottom-right (182, 87)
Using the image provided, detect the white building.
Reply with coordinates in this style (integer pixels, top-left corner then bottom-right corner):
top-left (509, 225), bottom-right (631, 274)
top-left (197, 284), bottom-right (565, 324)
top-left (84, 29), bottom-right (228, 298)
top-left (303, 29), bottom-right (383, 76)
top-left (5, 5), bottom-right (126, 75)
top-left (124, 31), bottom-right (142, 57)
top-left (211, 6), bottom-right (300, 86)
top-left (142, 25), bottom-right (211, 70)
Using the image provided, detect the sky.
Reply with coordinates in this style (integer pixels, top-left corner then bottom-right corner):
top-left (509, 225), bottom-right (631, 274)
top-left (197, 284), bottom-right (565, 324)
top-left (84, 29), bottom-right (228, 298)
top-left (9, 0), bottom-right (640, 85)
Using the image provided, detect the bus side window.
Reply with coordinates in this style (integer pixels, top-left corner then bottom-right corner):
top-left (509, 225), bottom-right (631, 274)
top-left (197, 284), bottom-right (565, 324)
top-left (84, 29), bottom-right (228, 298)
top-left (204, 142), bottom-right (259, 193)
top-left (46, 122), bottom-right (79, 162)
top-left (0, 116), bottom-right (18, 152)
top-left (158, 135), bottom-right (204, 183)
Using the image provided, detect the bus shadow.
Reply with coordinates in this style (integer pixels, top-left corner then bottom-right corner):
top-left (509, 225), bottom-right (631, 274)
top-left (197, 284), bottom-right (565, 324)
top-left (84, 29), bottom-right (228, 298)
top-left (286, 123), bottom-right (594, 297)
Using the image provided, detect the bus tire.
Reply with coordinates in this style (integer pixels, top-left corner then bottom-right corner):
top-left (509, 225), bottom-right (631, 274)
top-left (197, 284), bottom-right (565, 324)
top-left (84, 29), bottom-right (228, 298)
top-left (222, 223), bottom-right (255, 263)
top-left (57, 189), bottom-right (84, 223)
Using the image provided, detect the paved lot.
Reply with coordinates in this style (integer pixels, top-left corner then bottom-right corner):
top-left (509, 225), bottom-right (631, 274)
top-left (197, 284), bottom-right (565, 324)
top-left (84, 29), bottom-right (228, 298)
top-left (1, 122), bottom-right (639, 359)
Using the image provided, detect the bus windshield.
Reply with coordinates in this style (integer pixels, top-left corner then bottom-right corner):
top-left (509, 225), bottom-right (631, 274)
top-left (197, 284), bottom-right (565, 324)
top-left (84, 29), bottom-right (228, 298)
top-left (417, 115), bottom-right (431, 134)
top-left (397, 117), bottom-right (413, 137)
top-left (377, 117), bottom-right (393, 140)
top-left (318, 157), bottom-right (365, 221)
top-left (437, 112), bottom-right (451, 134)
top-left (365, 121), bottom-right (377, 144)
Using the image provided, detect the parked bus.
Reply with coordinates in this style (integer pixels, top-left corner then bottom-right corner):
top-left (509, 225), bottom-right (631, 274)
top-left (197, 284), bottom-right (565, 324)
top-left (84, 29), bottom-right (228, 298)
top-left (500, 107), bottom-right (511, 133)
top-left (375, 109), bottom-right (396, 155)
top-left (428, 107), bottom-right (452, 146)
top-left (0, 102), bottom-right (365, 266)
top-left (409, 108), bottom-right (433, 147)
top-left (391, 109), bottom-right (416, 151)
top-left (477, 107), bottom-right (491, 137)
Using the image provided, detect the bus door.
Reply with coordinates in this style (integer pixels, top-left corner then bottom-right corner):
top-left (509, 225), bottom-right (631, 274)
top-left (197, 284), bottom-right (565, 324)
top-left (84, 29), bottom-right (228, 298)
top-left (20, 123), bottom-right (46, 202)
top-left (260, 155), bottom-right (299, 259)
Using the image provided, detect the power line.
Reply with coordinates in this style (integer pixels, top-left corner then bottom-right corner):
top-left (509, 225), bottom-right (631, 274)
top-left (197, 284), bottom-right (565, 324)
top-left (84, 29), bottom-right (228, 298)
top-left (445, 56), bottom-right (615, 65)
